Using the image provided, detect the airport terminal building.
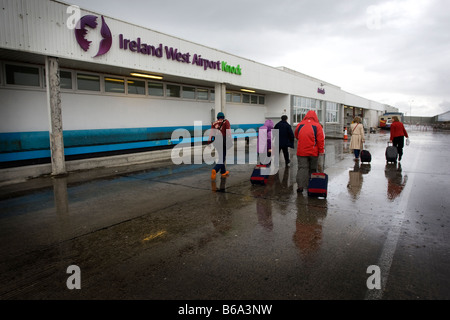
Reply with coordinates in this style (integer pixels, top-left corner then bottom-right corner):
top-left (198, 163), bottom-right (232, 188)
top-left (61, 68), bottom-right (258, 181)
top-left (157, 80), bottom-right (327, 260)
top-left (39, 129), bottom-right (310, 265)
top-left (0, 0), bottom-right (394, 177)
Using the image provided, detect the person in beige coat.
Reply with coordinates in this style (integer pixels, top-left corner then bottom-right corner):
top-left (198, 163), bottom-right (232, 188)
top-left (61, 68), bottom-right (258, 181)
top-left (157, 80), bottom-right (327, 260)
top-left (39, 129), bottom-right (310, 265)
top-left (349, 116), bottom-right (365, 160)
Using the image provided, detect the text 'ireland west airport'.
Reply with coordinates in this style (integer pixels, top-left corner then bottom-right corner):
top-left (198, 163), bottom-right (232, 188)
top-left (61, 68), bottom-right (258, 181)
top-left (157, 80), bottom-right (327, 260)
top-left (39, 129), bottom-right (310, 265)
top-left (119, 34), bottom-right (242, 75)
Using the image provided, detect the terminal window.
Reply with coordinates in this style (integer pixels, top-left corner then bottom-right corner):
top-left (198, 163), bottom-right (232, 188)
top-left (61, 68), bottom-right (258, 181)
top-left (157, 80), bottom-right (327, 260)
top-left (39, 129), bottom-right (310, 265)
top-left (60, 71), bottom-right (73, 89)
top-left (128, 80), bottom-right (145, 95)
top-left (293, 96), bottom-right (320, 123)
top-left (166, 84), bottom-right (181, 98)
top-left (232, 93), bottom-right (241, 103)
top-left (197, 88), bottom-right (209, 100)
top-left (182, 86), bottom-right (196, 99)
top-left (326, 102), bottom-right (339, 123)
top-left (259, 96), bottom-right (265, 105)
top-left (77, 73), bottom-right (100, 91)
top-left (5, 64), bottom-right (40, 87)
top-left (148, 82), bottom-right (164, 96)
top-left (105, 77), bottom-right (125, 94)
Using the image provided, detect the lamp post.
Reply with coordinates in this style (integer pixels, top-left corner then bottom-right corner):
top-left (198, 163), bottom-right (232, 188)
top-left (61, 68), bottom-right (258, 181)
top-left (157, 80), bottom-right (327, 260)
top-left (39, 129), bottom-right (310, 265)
top-left (409, 100), bottom-right (414, 124)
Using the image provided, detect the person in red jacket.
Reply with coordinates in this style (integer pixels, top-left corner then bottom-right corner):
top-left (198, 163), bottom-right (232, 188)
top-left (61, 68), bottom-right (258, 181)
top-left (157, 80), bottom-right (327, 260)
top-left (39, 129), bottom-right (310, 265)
top-left (389, 116), bottom-right (409, 161)
top-left (294, 111), bottom-right (325, 193)
top-left (210, 112), bottom-right (231, 179)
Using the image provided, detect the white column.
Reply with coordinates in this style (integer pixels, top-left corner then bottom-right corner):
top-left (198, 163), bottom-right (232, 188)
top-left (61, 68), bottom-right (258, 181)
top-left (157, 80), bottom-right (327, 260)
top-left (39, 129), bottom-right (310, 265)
top-left (45, 57), bottom-right (67, 176)
top-left (214, 83), bottom-right (226, 118)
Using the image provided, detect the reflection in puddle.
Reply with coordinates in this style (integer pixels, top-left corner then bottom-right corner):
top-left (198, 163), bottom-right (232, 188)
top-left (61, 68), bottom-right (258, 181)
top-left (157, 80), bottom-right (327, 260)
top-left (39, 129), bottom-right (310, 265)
top-left (251, 175), bottom-right (276, 232)
top-left (52, 176), bottom-right (69, 216)
top-left (293, 198), bottom-right (328, 258)
top-left (249, 169), bottom-right (293, 232)
top-left (347, 162), bottom-right (363, 200)
top-left (385, 163), bottom-right (408, 201)
top-left (211, 177), bottom-right (227, 193)
top-left (347, 161), bottom-right (371, 201)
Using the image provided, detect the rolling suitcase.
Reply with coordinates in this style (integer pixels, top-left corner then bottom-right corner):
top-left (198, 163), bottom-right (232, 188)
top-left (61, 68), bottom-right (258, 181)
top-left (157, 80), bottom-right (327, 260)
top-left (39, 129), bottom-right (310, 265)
top-left (307, 172), bottom-right (328, 198)
top-left (250, 164), bottom-right (269, 185)
top-left (360, 149), bottom-right (372, 163)
top-left (386, 142), bottom-right (398, 163)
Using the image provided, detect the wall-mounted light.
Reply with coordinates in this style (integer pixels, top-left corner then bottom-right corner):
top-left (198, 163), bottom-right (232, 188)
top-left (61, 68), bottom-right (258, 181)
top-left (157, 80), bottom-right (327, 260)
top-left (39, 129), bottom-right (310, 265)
top-left (130, 72), bottom-right (163, 80)
top-left (105, 78), bottom-right (125, 83)
top-left (241, 88), bottom-right (256, 93)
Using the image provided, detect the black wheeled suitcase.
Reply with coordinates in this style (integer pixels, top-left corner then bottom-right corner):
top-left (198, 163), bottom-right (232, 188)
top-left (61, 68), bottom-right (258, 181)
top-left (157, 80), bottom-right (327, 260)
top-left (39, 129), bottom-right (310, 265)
top-left (386, 142), bottom-right (398, 163)
top-left (360, 150), bottom-right (372, 163)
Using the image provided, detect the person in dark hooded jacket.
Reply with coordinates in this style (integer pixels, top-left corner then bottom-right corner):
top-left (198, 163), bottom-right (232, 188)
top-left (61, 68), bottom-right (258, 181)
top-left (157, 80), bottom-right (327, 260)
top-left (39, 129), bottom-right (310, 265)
top-left (294, 111), bottom-right (325, 193)
top-left (274, 115), bottom-right (295, 166)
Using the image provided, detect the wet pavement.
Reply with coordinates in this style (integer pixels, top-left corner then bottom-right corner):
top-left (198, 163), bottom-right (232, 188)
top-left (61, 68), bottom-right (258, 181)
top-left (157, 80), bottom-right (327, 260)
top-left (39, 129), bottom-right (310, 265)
top-left (0, 127), bottom-right (449, 300)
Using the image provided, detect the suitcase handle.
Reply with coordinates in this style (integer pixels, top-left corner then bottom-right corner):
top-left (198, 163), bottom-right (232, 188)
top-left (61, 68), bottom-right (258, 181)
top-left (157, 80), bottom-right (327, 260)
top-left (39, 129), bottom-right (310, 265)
top-left (387, 141), bottom-right (393, 146)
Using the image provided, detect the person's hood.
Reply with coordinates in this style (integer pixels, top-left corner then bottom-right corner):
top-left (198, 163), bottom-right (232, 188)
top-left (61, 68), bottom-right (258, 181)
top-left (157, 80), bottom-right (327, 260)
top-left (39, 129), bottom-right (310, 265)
top-left (263, 119), bottom-right (274, 129)
top-left (303, 110), bottom-right (319, 123)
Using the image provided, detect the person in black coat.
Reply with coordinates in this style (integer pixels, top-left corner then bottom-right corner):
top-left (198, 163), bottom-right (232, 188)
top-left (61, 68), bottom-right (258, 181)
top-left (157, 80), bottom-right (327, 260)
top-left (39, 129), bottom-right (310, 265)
top-left (274, 115), bottom-right (295, 166)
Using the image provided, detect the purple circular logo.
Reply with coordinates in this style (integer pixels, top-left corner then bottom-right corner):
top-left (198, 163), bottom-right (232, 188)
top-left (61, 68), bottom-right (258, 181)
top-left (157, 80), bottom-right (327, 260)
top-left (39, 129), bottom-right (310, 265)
top-left (75, 15), bottom-right (112, 58)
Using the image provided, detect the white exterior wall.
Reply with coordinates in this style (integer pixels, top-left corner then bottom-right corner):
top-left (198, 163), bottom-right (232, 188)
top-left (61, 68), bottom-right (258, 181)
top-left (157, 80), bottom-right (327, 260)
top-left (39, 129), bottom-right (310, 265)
top-left (0, 0), bottom-right (394, 135)
top-left (265, 94), bottom-right (291, 119)
top-left (343, 92), bottom-right (372, 109)
top-left (0, 87), bottom-right (267, 132)
top-left (60, 93), bottom-right (214, 130)
top-left (226, 104), bottom-right (267, 127)
top-left (365, 109), bottom-right (380, 128)
top-left (369, 101), bottom-right (387, 112)
top-left (0, 89), bottom-right (48, 132)
top-left (0, 0), bottom-right (389, 108)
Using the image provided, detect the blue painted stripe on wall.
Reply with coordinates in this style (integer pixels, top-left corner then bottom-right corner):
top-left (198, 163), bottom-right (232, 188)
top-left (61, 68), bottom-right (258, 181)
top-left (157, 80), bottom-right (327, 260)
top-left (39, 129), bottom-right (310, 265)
top-left (0, 124), bottom-right (261, 153)
top-left (0, 150), bottom-right (52, 162)
top-left (0, 132), bottom-right (51, 152)
top-left (0, 125), bottom-right (260, 162)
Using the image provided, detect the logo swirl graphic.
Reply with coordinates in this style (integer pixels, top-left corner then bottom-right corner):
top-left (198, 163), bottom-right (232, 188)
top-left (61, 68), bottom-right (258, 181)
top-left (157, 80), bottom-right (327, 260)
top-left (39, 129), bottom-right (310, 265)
top-left (75, 15), bottom-right (112, 57)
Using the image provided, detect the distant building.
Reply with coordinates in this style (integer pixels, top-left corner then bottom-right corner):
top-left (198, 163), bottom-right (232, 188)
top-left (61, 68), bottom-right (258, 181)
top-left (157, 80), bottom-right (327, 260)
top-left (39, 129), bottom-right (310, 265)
top-left (436, 111), bottom-right (450, 122)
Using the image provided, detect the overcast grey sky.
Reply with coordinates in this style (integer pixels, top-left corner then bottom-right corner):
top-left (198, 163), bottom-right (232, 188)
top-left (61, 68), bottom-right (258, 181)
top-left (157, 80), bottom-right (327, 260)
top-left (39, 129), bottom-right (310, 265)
top-left (68, 0), bottom-right (450, 117)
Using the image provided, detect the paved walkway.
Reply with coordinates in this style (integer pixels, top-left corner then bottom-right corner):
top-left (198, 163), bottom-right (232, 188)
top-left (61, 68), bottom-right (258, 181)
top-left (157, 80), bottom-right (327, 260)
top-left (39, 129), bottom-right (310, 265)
top-left (0, 128), bottom-right (449, 300)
